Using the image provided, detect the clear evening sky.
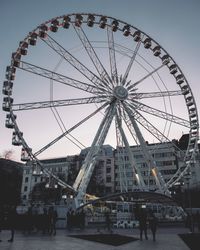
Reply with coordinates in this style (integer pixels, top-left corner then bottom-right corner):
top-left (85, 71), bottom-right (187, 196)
top-left (0, 0), bottom-right (199, 161)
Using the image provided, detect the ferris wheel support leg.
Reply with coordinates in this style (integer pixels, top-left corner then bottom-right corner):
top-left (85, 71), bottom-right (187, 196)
top-left (73, 101), bottom-right (117, 208)
top-left (74, 191), bottom-right (85, 209)
top-left (123, 103), bottom-right (170, 195)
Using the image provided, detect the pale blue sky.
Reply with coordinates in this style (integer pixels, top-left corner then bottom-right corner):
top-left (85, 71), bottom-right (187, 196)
top-left (1, 0), bottom-right (200, 160)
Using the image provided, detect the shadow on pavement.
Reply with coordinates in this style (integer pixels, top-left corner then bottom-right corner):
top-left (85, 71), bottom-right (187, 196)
top-left (69, 233), bottom-right (139, 246)
top-left (179, 233), bottom-right (200, 250)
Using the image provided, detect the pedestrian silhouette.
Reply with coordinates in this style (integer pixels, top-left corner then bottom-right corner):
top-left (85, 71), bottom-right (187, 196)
top-left (26, 206), bottom-right (33, 234)
top-left (42, 208), bottom-right (48, 234)
top-left (105, 210), bottom-right (112, 232)
top-left (79, 209), bottom-right (85, 230)
top-left (52, 208), bottom-right (58, 235)
top-left (196, 211), bottom-right (200, 232)
top-left (148, 209), bottom-right (158, 241)
top-left (7, 205), bottom-right (17, 242)
top-left (67, 208), bottom-right (72, 231)
top-left (0, 205), bottom-right (3, 242)
top-left (48, 206), bottom-right (57, 235)
top-left (138, 208), bottom-right (148, 241)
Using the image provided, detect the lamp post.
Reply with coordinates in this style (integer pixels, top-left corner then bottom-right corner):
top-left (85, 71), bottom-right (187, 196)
top-left (184, 171), bottom-right (193, 232)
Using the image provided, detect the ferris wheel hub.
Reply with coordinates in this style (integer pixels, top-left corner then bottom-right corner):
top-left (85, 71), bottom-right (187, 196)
top-left (113, 86), bottom-right (128, 100)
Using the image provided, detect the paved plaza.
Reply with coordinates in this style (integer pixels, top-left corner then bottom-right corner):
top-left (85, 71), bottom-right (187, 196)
top-left (0, 225), bottom-right (192, 250)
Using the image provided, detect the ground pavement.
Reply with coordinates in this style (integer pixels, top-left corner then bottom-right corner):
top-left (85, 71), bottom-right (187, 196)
top-left (0, 225), bottom-right (192, 250)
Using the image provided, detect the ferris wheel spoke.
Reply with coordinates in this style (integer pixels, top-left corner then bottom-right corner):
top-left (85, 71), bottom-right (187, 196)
top-left (18, 60), bottom-right (101, 94)
top-left (124, 104), bottom-right (185, 155)
top-left (122, 103), bottom-right (170, 194)
top-left (121, 40), bottom-right (142, 86)
top-left (126, 107), bottom-right (169, 143)
top-left (107, 26), bottom-right (118, 86)
top-left (167, 166), bottom-right (190, 188)
top-left (122, 103), bottom-right (182, 161)
top-left (12, 96), bottom-right (105, 111)
top-left (129, 100), bottom-right (190, 128)
top-left (39, 164), bottom-right (75, 191)
top-left (129, 90), bottom-right (182, 99)
top-left (73, 24), bottom-right (113, 90)
top-left (34, 101), bottom-right (109, 157)
top-left (122, 117), bottom-right (139, 145)
top-left (131, 63), bottom-right (166, 90)
top-left (115, 118), bottom-right (128, 192)
top-left (42, 34), bottom-right (111, 93)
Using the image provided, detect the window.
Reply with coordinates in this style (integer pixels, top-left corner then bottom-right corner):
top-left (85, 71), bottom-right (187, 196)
top-left (106, 176), bottom-right (111, 183)
top-left (124, 155), bottom-right (129, 161)
top-left (106, 187), bottom-right (112, 193)
top-left (142, 171), bottom-right (146, 176)
top-left (126, 172), bottom-right (133, 177)
top-left (149, 179), bottom-right (155, 185)
top-left (24, 186), bottom-right (28, 192)
top-left (161, 169), bottom-right (177, 175)
top-left (99, 160), bottom-right (104, 167)
top-left (154, 152), bottom-right (173, 158)
top-left (134, 154), bottom-right (143, 159)
top-left (106, 167), bottom-right (111, 174)
top-left (128, 180), bottom-right (133, 185)
top-left (156, 160), bottom-right (173, 167)
top-left (25, 177), bottom-right (29, 183)
top-left (106, 159), bottom-right (111, 164)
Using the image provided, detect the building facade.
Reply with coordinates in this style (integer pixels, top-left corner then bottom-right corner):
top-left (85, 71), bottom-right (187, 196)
top-left (20, 136), bottom-right (200, 205)
top-left (114, 141), bottom-right (178, 193)
top-left (80, 145), bottom-right (115, 196)
top-left (21, 156), bottom-right (72, 204)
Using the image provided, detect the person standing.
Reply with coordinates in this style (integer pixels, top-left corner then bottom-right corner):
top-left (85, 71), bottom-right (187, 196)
top-left (41, 208), bottom-right (48, 234)
top-left (80, 209), bottom-right (85, 230)
top-left (196, 211), bottom-right (200, 232)
top-left (48, 207), bottom-right (58, 236)
top-left (0, 205), bottom-right (3, 242)
top-left (52, 208), bottom-right (58, 235)
top-left (66, 209), bottom-right (72, 231)
top-left (138, 208), bottom-right (148, 241)
top-left (105, 210), bottom-right (112, 232)
top-left (7, 205), bottom-right (17, 242)
top-left (148, 209), bottom-right (158, 242)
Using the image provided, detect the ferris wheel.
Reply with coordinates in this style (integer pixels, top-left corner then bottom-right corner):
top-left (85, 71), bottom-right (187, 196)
top-left (3, 13), bottom-right (199, 208)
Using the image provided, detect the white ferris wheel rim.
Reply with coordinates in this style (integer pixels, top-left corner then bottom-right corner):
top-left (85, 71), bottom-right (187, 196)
top-left (3, 13), bottom-right (199, 203)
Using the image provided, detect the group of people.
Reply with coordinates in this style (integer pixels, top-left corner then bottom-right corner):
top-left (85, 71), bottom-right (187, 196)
top-left (0, 205), bottom-right (17, 242)
top-left (66, 208), bottom-right (85, 230)
top-left (22, 205), bottom-right (58, 235)
top-left (138, 208), bottom-right (158, 241)
top-left (0, 204), bottom-right (160, 243)
top-left (0, 204), bottom-right (58, 242)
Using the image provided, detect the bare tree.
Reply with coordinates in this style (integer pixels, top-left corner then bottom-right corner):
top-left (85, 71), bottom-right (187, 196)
top-left (1, 149), bottom-right (14, 160)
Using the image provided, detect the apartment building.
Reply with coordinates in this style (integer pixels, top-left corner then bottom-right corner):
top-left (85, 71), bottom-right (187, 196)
top-left (20, 136), bottom-right (200, 204)
top-left (114, 141), bottom-right (178, 192)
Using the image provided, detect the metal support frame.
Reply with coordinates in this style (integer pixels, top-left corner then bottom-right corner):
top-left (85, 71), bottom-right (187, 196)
top-left (73, 100), bottom-right (117, 207)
